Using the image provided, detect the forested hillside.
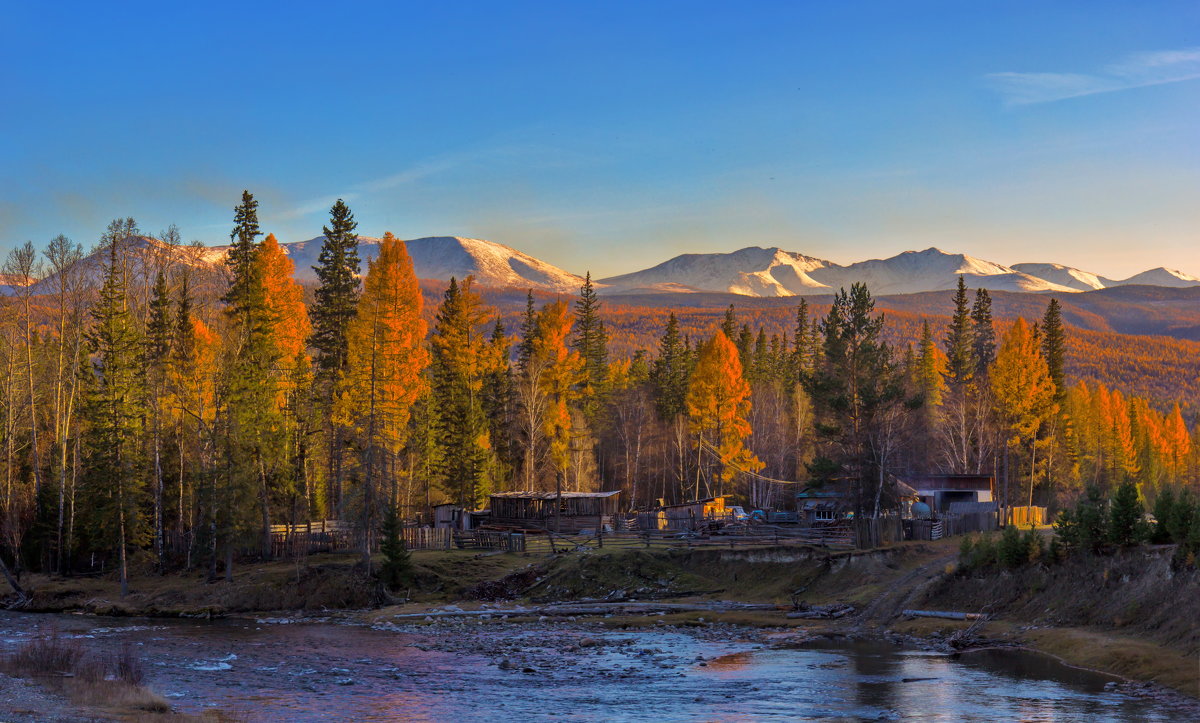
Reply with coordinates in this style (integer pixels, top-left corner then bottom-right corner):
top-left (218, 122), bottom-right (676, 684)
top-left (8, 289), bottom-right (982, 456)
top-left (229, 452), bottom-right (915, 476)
top-left (0, 193), bottom-right (1196, 592)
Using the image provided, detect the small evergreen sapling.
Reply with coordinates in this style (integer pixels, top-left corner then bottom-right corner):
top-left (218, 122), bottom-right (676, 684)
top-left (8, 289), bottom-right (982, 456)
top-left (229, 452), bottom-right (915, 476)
top-left (378, 507), bottom-right (411, 590)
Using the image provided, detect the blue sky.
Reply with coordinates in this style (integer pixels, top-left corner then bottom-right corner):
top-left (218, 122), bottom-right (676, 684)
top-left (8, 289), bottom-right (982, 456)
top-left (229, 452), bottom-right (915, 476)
top-left (2, 1), bottom-right (1197, 278)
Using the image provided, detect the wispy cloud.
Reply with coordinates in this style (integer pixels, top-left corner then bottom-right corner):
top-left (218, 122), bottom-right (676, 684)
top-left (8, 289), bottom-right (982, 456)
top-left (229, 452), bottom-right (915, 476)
top-left (277, 145), bottom-right (541, 221)
top-left (985, 47), bottom-right (1200, 105)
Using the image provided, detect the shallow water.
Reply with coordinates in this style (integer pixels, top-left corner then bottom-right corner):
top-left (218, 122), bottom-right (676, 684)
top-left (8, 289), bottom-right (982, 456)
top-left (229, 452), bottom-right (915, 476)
top-left (0, 612), bottom-right (1186, 721)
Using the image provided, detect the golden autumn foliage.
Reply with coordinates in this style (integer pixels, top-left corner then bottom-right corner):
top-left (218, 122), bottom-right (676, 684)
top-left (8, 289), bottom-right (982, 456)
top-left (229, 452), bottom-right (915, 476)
top-left (990, 317), bottom-right (1058, 450)
top-left (338, 232), bottom-right (429, 453)
top-left (255, 233), bottom-right (311, 366)
top-left (531, 300), bottom-right (584, 477)
top-left (687, 330), bottom-right (762, 488)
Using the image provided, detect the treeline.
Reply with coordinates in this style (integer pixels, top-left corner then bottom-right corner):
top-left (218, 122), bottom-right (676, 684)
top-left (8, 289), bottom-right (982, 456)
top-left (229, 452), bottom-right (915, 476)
top-left (1, 193), bottom-right (1198, 590)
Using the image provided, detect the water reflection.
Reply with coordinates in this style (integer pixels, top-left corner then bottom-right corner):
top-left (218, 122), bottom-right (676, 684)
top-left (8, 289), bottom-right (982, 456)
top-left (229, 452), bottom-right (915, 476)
top-left (0, 613), bottom-right (1183, 722)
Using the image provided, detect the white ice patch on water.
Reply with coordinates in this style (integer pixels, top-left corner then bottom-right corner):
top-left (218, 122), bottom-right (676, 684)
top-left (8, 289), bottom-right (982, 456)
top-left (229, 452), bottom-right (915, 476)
top-left (187, 661), bottom-right (232, 672)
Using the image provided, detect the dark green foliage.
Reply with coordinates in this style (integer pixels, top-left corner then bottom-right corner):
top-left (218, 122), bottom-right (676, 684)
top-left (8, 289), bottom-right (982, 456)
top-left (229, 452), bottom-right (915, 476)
top-left (429, 278), bottom-right (493, 508)
top-left (804, 283), bottom-right (904, 510)
top-left (571, 272), bottom-right (609, 410)
top-left (1041, 298), bottom-right (1067, 402)
top-left (1054, 485), bottom-right (1107, 555)
top-left (1107, 480), bottom-right (1145, 546)
top-left (944, 276), bottom-right (975, 383)
top-left (970, 288), bottom-right (995, 376)
top-left (82, 238), bottom-right (146, 593)
top-left (997, 524), bottom-right (1026, 568)
top-left (720, 304), bottom-right (737, 340)
top-left (1151, 488), bottom-right (1175, 543)
top-left (378, 506), bottom-right (411, 590)
top-left (1166, 488), bottom-right (1194, 544)
top-left (651, 313), bottom-right (688, 421)
top-left (310, 199), bottom-right (361, 380)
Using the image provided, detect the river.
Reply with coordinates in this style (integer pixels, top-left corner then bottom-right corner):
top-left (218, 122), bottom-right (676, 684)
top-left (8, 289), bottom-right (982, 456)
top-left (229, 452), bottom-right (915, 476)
top-left (0, 612), bottom-right (1188, 721)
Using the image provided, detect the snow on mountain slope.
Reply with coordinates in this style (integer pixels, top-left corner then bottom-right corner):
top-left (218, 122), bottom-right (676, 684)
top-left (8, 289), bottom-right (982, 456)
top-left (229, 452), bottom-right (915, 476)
top-left (19, 235), bottom-right (584, 295)
top-left (807, 248), bottom-right (1076, 295)
top-left (1106, 267), bottom-right (1200, 288)
top-left (207, 235), bottom-right (584, 292)
top-left (599, 246), bottom-right (832, 296)
top-left (1011, 263), bottom-right (1109, 291)
top-left (603, 246), bottom-right (1078, 297)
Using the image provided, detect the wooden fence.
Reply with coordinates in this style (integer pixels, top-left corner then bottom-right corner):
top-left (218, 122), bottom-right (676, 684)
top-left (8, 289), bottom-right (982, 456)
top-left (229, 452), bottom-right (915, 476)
top-left (1006, 506), bottom-right (1047, 527)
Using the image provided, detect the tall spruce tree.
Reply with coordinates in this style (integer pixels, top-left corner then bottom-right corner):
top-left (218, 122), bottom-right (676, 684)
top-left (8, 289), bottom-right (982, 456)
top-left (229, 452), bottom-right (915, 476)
top-left (83, 240), bottom-right (146, 597)
top-left (145, 271), bottom-right (173, 570)
top-left (944, 276), bottom-right (976, 383)
top-left (805, 284), bottom-right (904, 510)
top-left (221, 191), bottom-right (282, 566)
top-left (571, 272), bottom-right (609, 416)
top-left (310, 199), bottom-right (361, 377)
top-left (310, 199), bottom-right (361, 516)
top-left (429, 277), bottom-right (495, 508)
top-left (971, 288), bottom-right (996, 376)
top-left (1041, 298), bottom-right (1067, 403)
top-left (651, 313), bottom-right (689, 421)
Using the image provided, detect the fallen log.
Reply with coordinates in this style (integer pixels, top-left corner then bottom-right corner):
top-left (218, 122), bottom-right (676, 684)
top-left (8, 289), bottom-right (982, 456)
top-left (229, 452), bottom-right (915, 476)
top-left (902, 609), bottom-right (984, 620)
top-left (786, 603), bottom-right (855, 619)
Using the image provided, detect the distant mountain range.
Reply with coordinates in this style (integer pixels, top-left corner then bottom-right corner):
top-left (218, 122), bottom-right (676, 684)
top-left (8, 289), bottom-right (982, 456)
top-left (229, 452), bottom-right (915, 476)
top-left (9, 236), bottom-right (1197, 300)
top-left (598, 246), bottom-right (1200, 297)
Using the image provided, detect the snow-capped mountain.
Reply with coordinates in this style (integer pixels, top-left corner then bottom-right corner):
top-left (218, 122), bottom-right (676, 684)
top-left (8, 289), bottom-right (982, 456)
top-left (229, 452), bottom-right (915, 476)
top-left (601, 247), bottom-right (1079, 296)
top-left (598, 247), bottom-right (832, 297)
top-left (256, 235), bottom-right (584, 293)
top-left (23, 234), bottom-right (585, 295)
top-left (10, 234), bottom-right (1199, 299)
top-left (1010, 263), bottom-right (1108, 291)
top-left (1107, 267), bottom-right (1200, 288)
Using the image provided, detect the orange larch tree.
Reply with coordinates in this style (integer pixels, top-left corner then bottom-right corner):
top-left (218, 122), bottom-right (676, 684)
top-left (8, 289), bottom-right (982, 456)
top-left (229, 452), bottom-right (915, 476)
top-left (339, 232), bottom-right (429, 562)
top-left (686, 330), bottom-right (762, 500)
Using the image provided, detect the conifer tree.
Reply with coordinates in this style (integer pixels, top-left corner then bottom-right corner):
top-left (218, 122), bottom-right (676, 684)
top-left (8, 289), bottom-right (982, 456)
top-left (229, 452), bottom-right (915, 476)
top-left (221, 191), bottom-right (282, 565)
top-left (571, 272), bottom-right (609, 406)
top-left (310, 199), bottom-right (361, 378)
top-left (430, 277), bottom-right (495, 508)
top-left (721, 305), bottom-right (737, 340)
top-left (971, 288), bottom-right (996, 376)
top-left (83, 240), bottom-right (146, 597)
top-left (944, 276), bottom-right (975, 383)
top-left (805, 284), bottom-right (904, 509)
top-left (339, 233), bottom-right (428, 564)
top-left (310, 199), bottom-right (360, 515)
top-left (651, 313), bottom-right (689, 422)
top-left (1041, 298), bottom-right (1067, 403)
top-left (991, 317), bottom-right (1058, 507)
top-left (790, 299), bottom-right (813, 381)
top-left (145, 271), bottom-right (173, 569)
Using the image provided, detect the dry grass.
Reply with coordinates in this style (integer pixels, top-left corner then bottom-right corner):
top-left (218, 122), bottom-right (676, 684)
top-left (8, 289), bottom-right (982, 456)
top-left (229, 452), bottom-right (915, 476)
top-left (0, 629), bottom-right (207, 720)
top-left (1024, 627), bottom-right (1200, 698)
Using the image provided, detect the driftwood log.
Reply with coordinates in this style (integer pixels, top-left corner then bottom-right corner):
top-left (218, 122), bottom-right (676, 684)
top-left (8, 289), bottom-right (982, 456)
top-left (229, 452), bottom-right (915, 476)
top-left (901, 609), bottom-right (985, 620)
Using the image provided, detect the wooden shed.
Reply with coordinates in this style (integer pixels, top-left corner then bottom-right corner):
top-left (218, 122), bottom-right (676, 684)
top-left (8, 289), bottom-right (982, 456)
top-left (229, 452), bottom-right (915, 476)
top-left (486, 490), bottom-right (621, 533)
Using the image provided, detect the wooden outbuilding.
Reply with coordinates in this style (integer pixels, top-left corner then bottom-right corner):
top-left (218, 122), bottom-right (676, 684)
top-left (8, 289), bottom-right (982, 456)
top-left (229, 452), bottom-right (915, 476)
top-left (486, 490), bottom-right (621, 533)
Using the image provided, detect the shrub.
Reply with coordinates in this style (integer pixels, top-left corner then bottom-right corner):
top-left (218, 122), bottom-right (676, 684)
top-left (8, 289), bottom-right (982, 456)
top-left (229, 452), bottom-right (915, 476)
top-left (997, 524), bottom-right (1027, 569)
top-left (1108, 480), bottom-right (1147, 546)
top-left (5, 630), bottom-right (84, 676)
top-left (113, 642), bottom-right (145, 685)
top-left (1055, 485), bottom-right (1107, 554)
